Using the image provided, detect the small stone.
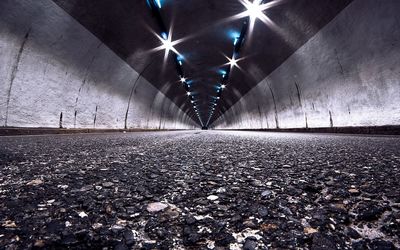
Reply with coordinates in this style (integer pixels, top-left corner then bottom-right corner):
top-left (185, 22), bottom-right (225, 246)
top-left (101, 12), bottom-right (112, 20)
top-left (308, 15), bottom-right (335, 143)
top-left (34, 240), bottom-right (46, 248)
top-left (57, 185), bottom-right (68, 189)
top-left (92, 223), bottom-right (103, 230)
top-left (123, 230), bottom-right (135, 245)
top-left (215, 232), bottom-right (235, 246)
top-left (352, 240), bottom-right (367, 250)
top-left (183, 226), bottom-right (201, 245)
top-left (243, 220), bottom-right (258, 229)
top-left (2, 220), bottom-right (17, 228)
top-left (105, 204), bottom-right (113, 214)
top-left (345, 227), bottom-right (361, 239)
top-left (243, 237), bottom-right (258, 250)
top-left (163, 208), bottom-right (180, 220)
top-left (261, 190), bottom-right (272, 197)
top-left (304, 227), bottom-right (318, 235)
top-left (258, 206), bottom-right (268, 217)
top-left (102, 182), bottom-right (114, 188)
top-left (252, 180), bottom-right (263, 187)
top-left (348, 188), bottom-right (360, 194)
top-left (115, 242), bottom-right (129, 250)
top-left (111, 225), bottom-right (125, 232)
top-left (311, 233), bottom-right (336, 249)
top-left (216, 187), bottom-right (226, 193)
top-left (260, 223), bottom-right (278, 231)
top-left (207, 195), bottom-right (219, 201)
top-left (186, 216), bottom-right (196, 225)
top-left (370, 239), bottom-right (396, 250)
top-left (78, 211), bottom-right (88, 218)
top-left (147, 202), bottom-right (169, 212)
top-left (27, 179), bottom-right (43, 186)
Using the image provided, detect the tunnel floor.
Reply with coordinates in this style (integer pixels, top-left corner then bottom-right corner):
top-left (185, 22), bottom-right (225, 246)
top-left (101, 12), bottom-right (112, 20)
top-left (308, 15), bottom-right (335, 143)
top-left (0, 131), bottom-right (399, 249)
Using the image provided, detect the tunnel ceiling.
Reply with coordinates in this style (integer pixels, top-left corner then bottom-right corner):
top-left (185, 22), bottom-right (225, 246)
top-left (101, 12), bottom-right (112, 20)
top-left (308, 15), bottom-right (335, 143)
top-left (52, 0), bottom-right (353, 126)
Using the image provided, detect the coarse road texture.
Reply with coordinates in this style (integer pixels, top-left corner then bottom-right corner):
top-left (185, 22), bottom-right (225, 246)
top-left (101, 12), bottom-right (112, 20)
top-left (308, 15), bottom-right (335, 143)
top-left (0, 131), bottom-right (399, 249)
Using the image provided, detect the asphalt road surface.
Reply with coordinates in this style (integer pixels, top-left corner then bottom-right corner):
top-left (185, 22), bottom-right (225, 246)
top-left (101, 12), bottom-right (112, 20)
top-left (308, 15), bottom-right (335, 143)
top-left (0, 131), bottom-right (399, 249)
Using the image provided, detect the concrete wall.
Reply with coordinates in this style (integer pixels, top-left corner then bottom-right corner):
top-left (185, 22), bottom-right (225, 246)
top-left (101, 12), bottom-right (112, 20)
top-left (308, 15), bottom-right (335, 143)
top-left (213, 0), bottom-right (400, 129)
top-left (0, 0), bottom-right (197, 130)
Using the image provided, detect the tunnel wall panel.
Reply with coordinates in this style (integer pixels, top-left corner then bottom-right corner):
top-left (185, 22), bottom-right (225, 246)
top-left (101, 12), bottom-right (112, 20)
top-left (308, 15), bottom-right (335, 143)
top-left (0, 0), bottom-right (196, 129)
top-left (214, 0), bottom-right (400, 130)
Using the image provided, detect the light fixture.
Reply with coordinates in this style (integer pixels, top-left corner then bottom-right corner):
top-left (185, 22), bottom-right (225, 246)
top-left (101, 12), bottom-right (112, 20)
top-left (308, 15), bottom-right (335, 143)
top-left (186, 92), bottom-right (191, 96)
top-left (180, 77), bottom-right (187, 83)
top-left (221, 84), bottom-right (226, 89)
top-left (234, 37), bottom-right (240, 45)
top-left (152, 30), bottom-right (181, 59)
top-left (240, 0), bottom-right (268, 24)
top-left (155, 0), bottom-right (162, 9)
top-left (228, 56), bottom-right (239, 68)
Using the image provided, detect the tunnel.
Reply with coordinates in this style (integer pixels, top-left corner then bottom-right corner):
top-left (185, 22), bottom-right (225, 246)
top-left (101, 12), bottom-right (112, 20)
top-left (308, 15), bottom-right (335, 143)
top-left (0, 0), bottom-right (399, 249)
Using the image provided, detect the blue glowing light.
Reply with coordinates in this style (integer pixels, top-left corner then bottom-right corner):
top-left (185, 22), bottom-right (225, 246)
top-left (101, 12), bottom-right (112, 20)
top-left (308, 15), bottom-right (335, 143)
top-left (161, 32), bottom-right (168, 40)
top-left (228, 30), bottom-right (241, 45)
top-left (219, 69), bottom-right (227, 76)
top-left (234, 37), bottom-right (239, 45)
top-left (155, 0), bottom-right (162, 8)
top-left (228, 30), bottom-right (240, 39)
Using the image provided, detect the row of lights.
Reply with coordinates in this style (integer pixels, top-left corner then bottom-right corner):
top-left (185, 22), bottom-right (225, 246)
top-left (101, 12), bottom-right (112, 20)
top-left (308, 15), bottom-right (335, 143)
top-left (206, 0), bottom-right (271, 127)
top-left (148, 0), bottom-right (276, 128)
top-left (147, 0), bottom-right (204, 126)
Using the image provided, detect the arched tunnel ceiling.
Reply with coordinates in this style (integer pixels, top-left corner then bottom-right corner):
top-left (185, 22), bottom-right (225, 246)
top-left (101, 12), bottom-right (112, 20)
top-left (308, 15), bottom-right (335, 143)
top-left (52, 0), bottom-right (353, 126)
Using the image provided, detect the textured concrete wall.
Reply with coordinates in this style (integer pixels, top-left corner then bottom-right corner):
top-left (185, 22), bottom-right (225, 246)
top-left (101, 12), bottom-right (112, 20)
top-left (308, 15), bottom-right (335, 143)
top-left (213, 0), bottom-right (400, 129)
top-left (0, 0), bottom-right (197, 129)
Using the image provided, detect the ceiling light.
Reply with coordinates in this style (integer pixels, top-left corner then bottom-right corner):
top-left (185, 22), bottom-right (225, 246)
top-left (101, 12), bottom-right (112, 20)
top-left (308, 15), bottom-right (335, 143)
top-left (153, 31), bottom-right (180, 58)
top-left (180, 77), bottom-right (186, 83)
top-left (186, 92), bottom-right (191, 96)
top-left (234, 37), bottom-right (240, 45)
top-left (221, 84), bottom-right (226, 89)
top-left (241, 0), bottom-right (268, 24)
top-left (228, 56), bottom-right (239, 68)
top-left (155, 0), bottom-right (162, 9)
